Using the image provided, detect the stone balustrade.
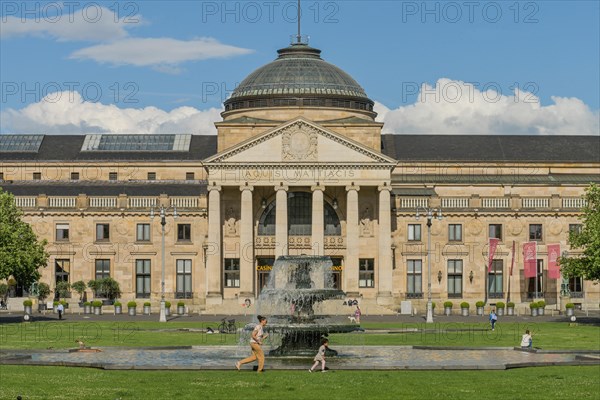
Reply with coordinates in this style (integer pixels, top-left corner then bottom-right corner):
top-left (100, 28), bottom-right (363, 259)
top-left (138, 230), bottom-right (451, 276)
top-left (481, 197), bottom-right (510, 208)
top-left (522, 197), bottom-right (550, 209)
top-left (441, 197), bottom-right (469, 208)
top-left (89, 197), bottom-right (118, 208)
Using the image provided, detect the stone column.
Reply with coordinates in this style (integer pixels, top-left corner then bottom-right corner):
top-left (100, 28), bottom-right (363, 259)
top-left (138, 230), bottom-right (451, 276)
top-left (206, 185), bottom-right (222, 304)
top-left (377, 185), bottom-right (393, 305)
top-left (311, 185), bottom-right (325, 256)
top-left (275, 185), bottom-right (289, 258)
top-left (345, 185), bottom-right (360, 296)
top-left (239, 185), bottom-right (254, 298)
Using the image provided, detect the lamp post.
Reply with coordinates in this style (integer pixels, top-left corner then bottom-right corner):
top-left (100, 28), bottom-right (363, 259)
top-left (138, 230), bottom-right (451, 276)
top-left (416, 206), bottom-right (442, 323)
top-left (151, 205), bottom-right (178, 322)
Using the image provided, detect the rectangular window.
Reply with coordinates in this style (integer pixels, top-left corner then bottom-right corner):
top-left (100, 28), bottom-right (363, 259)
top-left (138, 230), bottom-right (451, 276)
top-left (109, 172), bottom-right (118, 181)
top-left (359, 258), bottom-right (374, 288)
top-left (70, 172), bottom-right (79, 180)
top-left (407, 260), bottom-right (422, 298)
top-left (0, 172), bottom-right (4, 181)
top-left (408, 224), bottom-right (422, 241)
top-left (256, 257), bottom-right (274, 295)
top-left (488, 260), bottom-right (503, 298)
top-left (489, 224), bottom-right (502, 240)
top-left (330, 257), bottom-right (343, 290)
top-left (529, 224), bottom-right (543, 241)
top-left (136, 223), bottom-right (151, 242)
top-left (568, 276), bottom-right (583, 297)
top-left (96, 223), bottom-right (110, 241)
top-left (449, 224), bottom-right (463, 241)
top-left (94, 259), bottom-right (110, 297)
top-left (33, 172), bottom-right (41, 180)
top-left (55, 259), bottom-right (70, 289)
top-left (447, 260), bottom-right (463, 298)
top-left (177, 224), bottom-right (191, 241)
top-left (224, 258), bottom-right (240, 288)
top-left (135, 259), bottom-right (151, 298)
top-left (186, 172), bottom-right (195, 180)
top-left (55, 223), bottom-right (70, 241)
top-left (147, 172), bottom-right (156, 181)
top-left (176, 259), bottom-right (192, 298)
top-left (527, 259), bottom-right (544, 298)
top-left (569, 224), bottom-right (582, 235)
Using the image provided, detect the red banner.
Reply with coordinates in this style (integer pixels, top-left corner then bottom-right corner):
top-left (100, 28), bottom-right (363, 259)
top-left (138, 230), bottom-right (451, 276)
top-left (547, 244), bottom-right (561, 279)
top-left (488, 238), bottom-right (500, 272)
top-left (523, 242), bottom-right (537, 278)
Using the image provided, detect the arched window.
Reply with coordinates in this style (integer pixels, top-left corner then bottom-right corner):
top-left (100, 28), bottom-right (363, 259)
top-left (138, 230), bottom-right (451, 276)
top-left (258, 192), bottom-right (341, 236)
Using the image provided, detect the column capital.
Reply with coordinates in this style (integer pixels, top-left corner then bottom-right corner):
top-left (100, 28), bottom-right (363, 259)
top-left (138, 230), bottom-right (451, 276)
top-left (345, 185), bottom-right (360, 192)
top-left (378, 184), bottom-right (392, 192)
top-left (207, 184), bottom-right (222, 192)
top-left (311, 185), bottom-right (325, 192)
top-left (274, 185), bottom-right (289, 192)
top-left (239, 185), bottom-right (254, 192)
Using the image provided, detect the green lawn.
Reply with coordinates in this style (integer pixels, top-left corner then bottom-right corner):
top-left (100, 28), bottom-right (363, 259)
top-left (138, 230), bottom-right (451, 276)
top-left (0, 366), bottom-right (598, 400)
top-left (1, 320), bottom-right (598, 350)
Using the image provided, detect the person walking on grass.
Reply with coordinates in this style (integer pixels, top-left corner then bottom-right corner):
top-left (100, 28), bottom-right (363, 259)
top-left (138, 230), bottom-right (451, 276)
top-left (489, 309), bottom-right (498, 331)
top-left (309, 338), bottom-right (329, 373)
top-left (236, 315), bottom-right (268, 373)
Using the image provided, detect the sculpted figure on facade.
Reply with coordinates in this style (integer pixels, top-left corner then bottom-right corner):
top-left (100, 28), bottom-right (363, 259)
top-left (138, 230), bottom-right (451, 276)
top-left (225, 207), bottom-right (238, 236)
top-left (360, 206), bottom-right (373, 237)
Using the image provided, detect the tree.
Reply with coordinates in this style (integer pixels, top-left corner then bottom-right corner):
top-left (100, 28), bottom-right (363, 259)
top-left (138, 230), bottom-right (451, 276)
top-left (37, 282), bottom-right (51, 302)
top-left (0, 189), bottom-right (49, 289)
top-left (559, 183), bottom-right (600, 281)
top-left (72, 281), bottom-right (87, 301)
top-left (55, 281), bottom-right (71, 299)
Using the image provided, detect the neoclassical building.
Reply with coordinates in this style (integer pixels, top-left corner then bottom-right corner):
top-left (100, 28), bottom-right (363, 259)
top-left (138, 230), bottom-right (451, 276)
top-left (1, 41), bottom-right (599, 314)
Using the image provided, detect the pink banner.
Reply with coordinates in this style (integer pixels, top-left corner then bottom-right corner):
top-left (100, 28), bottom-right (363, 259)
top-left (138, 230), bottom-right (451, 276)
top-left (547, 244), bottom-right (561, 279)
top-left (523, 242), bottom-right (537, 278)
top-left (488, 238), bottom-right (500, 272)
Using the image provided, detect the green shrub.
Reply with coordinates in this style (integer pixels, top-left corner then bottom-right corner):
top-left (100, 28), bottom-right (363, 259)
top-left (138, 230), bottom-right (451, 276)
top-left (443, 301), bottom-right (453, 308)
top-left (143, 302), bottom-right (151, 307)
top-left (37, 282), bottom-right (51, 301)
top-left (165, 301), bottom-right (171, 308)
top-left (177, 301), bottom-right (185, 307)
top-left (59, 300), bottom-right (68, 306)
top-left (475, 301), bottom-right (485, 307)
top-left (72, 280), bottom-right (87, 299)
top-left (507, 302), bottom-right (515, 308)
top-left (460, 302), bottom-right (469, 309)
top-left (91, 300), bottom-right (103, 308)
top-left (83, 301), bottom-right (91, 306)
top-left (113, 301), bottom-right (122, 307)
top-left (496, 301), bottom-right (505, 309)
top-left (565, 303), bottom-right (575, 309)
top-left (529, 302), bottom-right (539, 309)
top-left (537, 300), bottom-right (546, 308)
top-left (53, 301), bottom-right (59, 306)
top-left (127, 301), bottom-right (137, 308)
top-left (23, 299), bottom-right (33, 306)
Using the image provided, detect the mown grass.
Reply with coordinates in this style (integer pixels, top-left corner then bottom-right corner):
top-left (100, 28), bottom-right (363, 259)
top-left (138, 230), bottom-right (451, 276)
top-left (0, 320), bottom-right (598, 350)
top-left (0, 366), bottom-right (598, 400)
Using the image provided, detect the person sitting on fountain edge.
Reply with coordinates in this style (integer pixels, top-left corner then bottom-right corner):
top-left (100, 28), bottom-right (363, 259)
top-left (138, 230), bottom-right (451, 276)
top-left (309, 338), bottom-right (329, 373)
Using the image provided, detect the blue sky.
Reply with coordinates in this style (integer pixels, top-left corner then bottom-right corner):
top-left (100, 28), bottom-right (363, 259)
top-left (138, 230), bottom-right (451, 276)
top-left (1, 1), bottom-right (599, 135)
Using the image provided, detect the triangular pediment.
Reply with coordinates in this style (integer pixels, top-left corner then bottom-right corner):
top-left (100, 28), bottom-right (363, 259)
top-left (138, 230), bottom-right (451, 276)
top-left (204, 117), bottom-right (396, 165)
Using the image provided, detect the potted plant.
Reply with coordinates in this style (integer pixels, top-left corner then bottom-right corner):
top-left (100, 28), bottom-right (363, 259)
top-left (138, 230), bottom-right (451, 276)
top-left (55, 281), bottom-right (71, 299)
top-left (530, 301), bottom-right (539, 317)
top-left (23, 299), bottom-right (33, 314)
top-left (460, 302), bottom-right (470, 316)
top-left (101, 278), bottom-right (122, 305)
top-left (0, 283), bottom-right (8, 303)
top-left (165, 301), bottom-right (172, 316)
top-left (37, 282), bottom-right (51, 311)
top-left (537, 300), bottom-right (546, 316)
top-left (177, 301), bottom-right (185, 315)
top-left (495, 301), bottom-right (505, 316)
top-left (114, 301), bottom-right (122, 314)
top-left (83, 301), bottom-right (92, 314)
top-left (53, 300), bottom-right (59, 313)
top-left (72, 280), bottom-right (87, 304)
top-left (507, 302), bottom-right (515, 316)
top-left (565, 302), bottom-right (575, 317)
top-left (92, 300), bottom-right (103, 315)
top-left (143, 302), bottom-right (151, 315)
top-left (443, 301), bottom-right (453, 316)
top-left (476, 301), bottom-right (485, 316)
top-left (127, 301), bottom-right (137, 316)
top-left (87, 279), bottom-right (101, 298)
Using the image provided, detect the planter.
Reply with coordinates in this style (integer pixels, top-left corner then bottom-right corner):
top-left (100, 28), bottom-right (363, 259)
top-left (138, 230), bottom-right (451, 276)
top-left (143, 305), bottom-right (151, 315)
top-left (177, 306), bottom-right (185, 315)
top-left (537, 308), bottom-right (545, 316)
top-left (531, 308), bottom-right (538, 317)
top-left (24, 305), bottom-right (32, 315)
top-left (84, 305), bottom-right (92, 314)
top-left (476, 306), bottom-right (484, 316)
top-left (128, 307), bottom-right (136, 316)
top-left (566, 308), bottom-right (574, 317)
top-left (507, 307), bottom-right (515, 316)
top-left (93, 306), bottom-right (102, 315)
top-left (114, 305), bottom-right (122, 314)
top-left (165, 307), bottom-right (171, 316)
top-left (496, 308), bottom-right (505, 316)
top-left (461, 308), bottom-right (469, 317)
top-left (444, 307), bottom-right (452, 316)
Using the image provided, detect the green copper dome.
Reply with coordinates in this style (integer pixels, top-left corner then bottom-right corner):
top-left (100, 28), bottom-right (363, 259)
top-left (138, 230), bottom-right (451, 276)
top-left (224, 43), bottom-right (374, 113)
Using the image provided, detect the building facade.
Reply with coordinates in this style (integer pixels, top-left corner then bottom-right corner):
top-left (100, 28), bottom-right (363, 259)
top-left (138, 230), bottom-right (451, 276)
top-left (1, 42), bottom-right (599, 314)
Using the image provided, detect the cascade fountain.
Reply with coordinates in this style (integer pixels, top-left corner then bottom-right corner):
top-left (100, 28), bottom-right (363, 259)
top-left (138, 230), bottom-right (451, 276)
top-left (248, 255), bottom-right (361, 356)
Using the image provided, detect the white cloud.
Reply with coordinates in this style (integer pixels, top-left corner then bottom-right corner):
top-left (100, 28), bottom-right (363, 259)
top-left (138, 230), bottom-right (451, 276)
top-left (69, 37), bottom-right (254, 71)
top-left (0, 6), bottom-right (136, 42)
top-left (375, 78), bottom-right (600, 135)
top-left (1, 91), bottom-right (221, 135)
